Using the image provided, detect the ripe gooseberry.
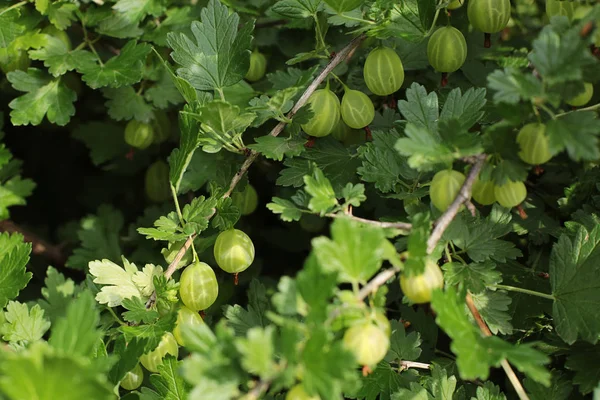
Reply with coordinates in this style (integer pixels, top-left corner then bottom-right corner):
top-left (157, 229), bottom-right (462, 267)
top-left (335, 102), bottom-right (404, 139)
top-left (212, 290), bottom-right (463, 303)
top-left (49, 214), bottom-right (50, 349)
top-left (566, 83), bottom-right (594, 107)
top-left (516, 123), bottom-right (551, 165)
top-left (471, 178), bottom-right (496, 206)
top-left (232, 184), bottom-right (258, 216)
top-left (400, 259), bottom-right (444, 304)
top-left (430, 169), bottom-right (466, 212)
top-left (546, 0), bottom-right (576, 21)
top-left (172, 305), bottom-right (204, 346)
top-left (340, 88), bottom-right (375, 129)
top-left (494, 180), bottom-right (527, 208)
top-left (342, 322), bottom-right (390, 367)
top-left (125, 120), bottom-right (154, 149)
top-left (468, 0), bottom-right (511, 47)
top-left (213, 229), bottom-right (255, 274)
top-left (301, 88), bottom-right (340, 137)
top-left (286, 384), bottom-right (320, 400)
top-left (139, 332), bottom-right (179, 373)
top-left (427, 26), bottom-right (467, 74)
top-left (363, 47), bottom-right (405, 96)
top-left (145, 160), bottom-right (171, 203)
top-left (245, 50), bottom-right (267, 82)
top-left (161, 240), bottom-right (193, 269)
top-left (120, 364), bottom-right (143, 390)
top-left (179, 261), bottom-right (219, 311)
top-left (371, 311), bottom-right (391, 338)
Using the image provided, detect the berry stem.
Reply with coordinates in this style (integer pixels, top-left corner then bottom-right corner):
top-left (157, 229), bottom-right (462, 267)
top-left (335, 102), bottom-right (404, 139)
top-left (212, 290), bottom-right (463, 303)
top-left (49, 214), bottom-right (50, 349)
top-left (489, 284), bottom-right (554, 300)
top-left (441, 72), bottom-right (448, 87)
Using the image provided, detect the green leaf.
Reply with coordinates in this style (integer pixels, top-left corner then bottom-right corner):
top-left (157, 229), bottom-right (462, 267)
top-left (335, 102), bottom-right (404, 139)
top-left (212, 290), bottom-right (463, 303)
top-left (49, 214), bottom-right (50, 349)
top-left (170, 103), bottom-right (203, 193)
top-left (7, 69), bottom-right (76, 126)
top-left (296, 253), bottom-right (338, 323)
top-left (353, 362), bottom-right (418, 400)
top-left (35, 0), bottom-right (78, 30)
top-left (528, 19), bottom-right (597, 85)
top-left (387, 320), bottom-right (422, 361)
top-left (267, 66), bottom-right (318, 90)
top-left (341, 183), bottom-right (366, 208)
top-left (182, 196), bottom-right (218, 234)
top-left (565, 343), bottom-right (600, 395)
top-left (472, 382), bottom-right (506, 400)
top-left (212, 197), bottom-right (240, 231)
top-left (550, 223), bottom-right (600, 344)
top-left (546, 112), bottom-right (600, 162)
top-left (77, 41), bottom-right (151, 89)
top-left (108, 337), bottom-right (147, 384)
top-left (66, 205), bottom-right (123, 269)
top-left (277, 137), bottom-right (361, 193)
top-left (304, 167), bottom-right (338, 215)
top-left (0, 174), bottom-right (35, 220)
top-left (398, 83), bottom-right (439, 132)
top-left (37, 266), bottom-right (79, 323)
top-left (236, 326), bottom-right (277, 379)
top-left (145, 68), bottom-right (184, 109)
top-left (223, 279), bottom-right (269, 336)
top-left (122, 296), bottom-right (160, 323)
top-left (312, 217), bottom-right (388, 283)
top-left (524, 371), bottom-right (572, 400)
top-left (357, 129), bottom-right (417, 193)
top-left (487, 68), bottom-right (543, 105)
top-left (0, 342), bottom-right (114, 400)
top-left (150, 356), bottom-right (190, 399)
top-left (112, 0), bottom-right (166, 25)
top-left (1, 301), bottom-right (50, 346)
top-left (121, 311), bottom-right (177, 353)
top-left (248, 87), bottom-right (299, 126)
top-left (0, 8), bottom-right (24, 48)
top-left (29, 36), bottom-right (96, 77)
top-left (439, 87), bottom-right (487, 130)
top-left (442, 261), bottom-right (502, 294)
top-left (271, 0), bottom-right (321, 18)
top-left (0, 232), bottom-right (31, 308)
top-left (192, 100), bottom-right (256, 153)
top-left (442, 205), bottom-right (522, 263)
top-left (48, 291), bottom-right (101, 357)
top-left (247, 134), bottom-right (306, 161)
top-left (71, 121), bottom-right (129, 166)
top-left (138, 212), bottom-right (187, 242)
top-left (102, 86), bottom-right (154, 122)
top-left (266, 197), bottom-right (304, 222)
top-left (167, 0), bottom-right (254, 91)
top-left (431, 287), bottom-right (550, 383)
top-left (469, 290), bottom-right (513, 335)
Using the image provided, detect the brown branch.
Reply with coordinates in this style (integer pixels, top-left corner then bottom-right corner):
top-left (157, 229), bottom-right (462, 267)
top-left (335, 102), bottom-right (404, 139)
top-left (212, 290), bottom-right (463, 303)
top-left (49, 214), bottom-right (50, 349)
top-left (326, 213), bottom-right (412, 231)
top-left (357, 267), bottom-right (401, 301)
top-left (465, 293), bottom-right (530, 400)
top-left (0, 220), bottom-right (66, 266)
top-left (426, 154), bottom-right (487, 254)
top-left (147, 34), bottom-right (367, 309)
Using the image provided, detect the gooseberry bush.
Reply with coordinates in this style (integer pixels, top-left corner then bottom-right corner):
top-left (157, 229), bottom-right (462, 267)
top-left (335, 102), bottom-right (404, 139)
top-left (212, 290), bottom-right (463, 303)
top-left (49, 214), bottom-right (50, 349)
top-left (1, 0), bottom-right (600, 399)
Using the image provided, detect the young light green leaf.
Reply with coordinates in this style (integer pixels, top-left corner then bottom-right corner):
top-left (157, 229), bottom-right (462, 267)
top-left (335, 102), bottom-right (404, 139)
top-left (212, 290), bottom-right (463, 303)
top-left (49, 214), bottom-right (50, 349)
top-left (29, 36), bottom-right (96, 77)
top-left (88, 258), bottom-right (143, 307)
top-left (37, 267), bottom-right (79, 323)
top-left (1, 302), bottom-right (50, 346)
top-left (312, 217), bottom-right (388, 283)
top-left (236, 326), bottom-right (277, 379)
top-left (167, 0), bottom-right (254, 91)
top-left (304, 167), bottom-right (338, 214)
top-left (266, 197), bottom-right (304, 222)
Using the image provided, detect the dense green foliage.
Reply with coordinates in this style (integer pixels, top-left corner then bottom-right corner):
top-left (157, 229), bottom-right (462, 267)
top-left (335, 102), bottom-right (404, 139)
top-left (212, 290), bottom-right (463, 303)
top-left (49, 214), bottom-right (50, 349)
top-left (0, 0), bottom-right (600, 399)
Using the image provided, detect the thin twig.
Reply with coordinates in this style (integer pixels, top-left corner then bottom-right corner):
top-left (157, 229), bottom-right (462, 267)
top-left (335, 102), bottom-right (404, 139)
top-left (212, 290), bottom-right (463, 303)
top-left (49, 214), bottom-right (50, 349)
top-left (465, 293), bottom-right (530, 400)
top-left (0, 220), bottom-right (66, 266)
top-left (357, 267), bottom-right (401, 301)
top-left (426, 154), bottom-right (487, 254)
top-left (399, 360), bottom-right (431, 371)
top-left (240, 379), bottom-right (271, 400)
top-left (325, 213), bottom-right (412, 231)
top-left (147, 34), bottom-right (366, 309)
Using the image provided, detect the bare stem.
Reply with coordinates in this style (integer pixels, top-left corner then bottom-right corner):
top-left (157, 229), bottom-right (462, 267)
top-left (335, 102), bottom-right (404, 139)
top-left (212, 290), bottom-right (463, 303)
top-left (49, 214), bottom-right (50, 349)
top-left (426, 154), bottom-right (487, 254)
top-left (465, 293), bottom-right (530, 400)
top-left (357, 267), bottom-right (401, 301)
top-left (0, 220), bottom-right (66, 266)
top-left (325, 213), bottom-right (412, 231)
top-left (555, 102), bottom-right (600, 118)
